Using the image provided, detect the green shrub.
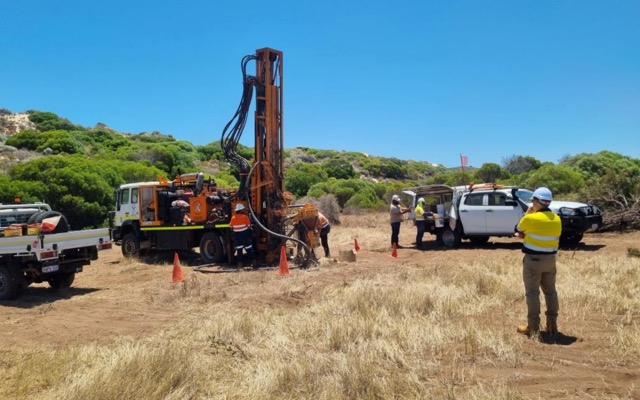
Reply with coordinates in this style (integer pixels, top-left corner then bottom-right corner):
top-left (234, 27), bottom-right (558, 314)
top-left (284, 162), bottom-right (328, 197)
top-left (321, 157), bottom-right (356, 180)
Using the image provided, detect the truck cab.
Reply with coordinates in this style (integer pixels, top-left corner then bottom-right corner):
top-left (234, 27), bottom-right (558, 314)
top-left (111, 173), bottom-right (236, 264)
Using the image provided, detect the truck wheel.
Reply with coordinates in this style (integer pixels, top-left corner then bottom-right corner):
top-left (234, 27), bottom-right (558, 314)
top-left (560, 232), bottom-right (583, 247)
top-left (199, 232), bottom-right (224, 264)
top-left (441, 227), bottom-right (461, 248)
top-left (48, 273), bottom-right (75, 291)
top-left (0, 266), bottom-right (20, 300)
top-left (121, 233), bottom-right (141, 257)
top-left (28, 211), bottom-right (47, 224)
top-left (34, 211), bottom-right (70, 233)
top-left (469, 236), bottom-right (490, 245)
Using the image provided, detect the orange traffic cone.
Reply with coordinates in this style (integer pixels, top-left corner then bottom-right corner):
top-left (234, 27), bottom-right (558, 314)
top-left (172, 252), bottom-right (184, 283)
top-left (277, 246), bottom-right (290, 276)
top-left (391, 243), bottom-right (398, 258)
top-left (354, 238), bottom-right (361, 252)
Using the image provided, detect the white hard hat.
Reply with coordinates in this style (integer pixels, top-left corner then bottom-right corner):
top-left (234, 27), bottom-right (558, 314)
top-left (391, 194), bottom-right (400, 201)
top-left (532, 187), bottom-right (553, 203)
top-left (418, 197), bottom-right (425, 203)
top-left (235, 203), bottom-right (245, 212)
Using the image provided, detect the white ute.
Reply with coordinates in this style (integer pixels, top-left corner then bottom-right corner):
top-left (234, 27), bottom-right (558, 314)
top-left (0, 202), bottom-right (112, 300)
top-left (404, 184), bottom-right (602, 248)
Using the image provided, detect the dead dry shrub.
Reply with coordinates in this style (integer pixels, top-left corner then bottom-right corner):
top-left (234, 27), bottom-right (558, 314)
top-left (297, 194), bottom-right (341, 225)
top-left (317, 194), bottom-right (341, 225)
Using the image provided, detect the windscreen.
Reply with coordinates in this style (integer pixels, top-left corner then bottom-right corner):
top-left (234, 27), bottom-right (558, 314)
top-left (515, 189), bottom-right (534, 203)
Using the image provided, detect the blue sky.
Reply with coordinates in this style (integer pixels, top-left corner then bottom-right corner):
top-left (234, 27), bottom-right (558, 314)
top-left (1, 0), bottom-right (638, 168)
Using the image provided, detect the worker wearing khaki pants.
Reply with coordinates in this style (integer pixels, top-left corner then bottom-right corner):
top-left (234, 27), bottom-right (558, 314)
top-left (522, 254), bottom-right (559, 334)
top-left (514, 187), bottom-right (562, 337)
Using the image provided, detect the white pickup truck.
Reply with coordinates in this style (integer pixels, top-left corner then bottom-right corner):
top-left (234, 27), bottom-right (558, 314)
top-left (0, 203), bottom-right (112, 300)
top-left (404, 184), bottom-right (602, 248)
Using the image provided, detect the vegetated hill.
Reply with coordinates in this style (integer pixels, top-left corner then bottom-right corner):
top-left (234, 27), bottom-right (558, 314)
top-left (0, 109), bottom-right (454, 184)
top-left (0, 109), bottom-right (638, 231)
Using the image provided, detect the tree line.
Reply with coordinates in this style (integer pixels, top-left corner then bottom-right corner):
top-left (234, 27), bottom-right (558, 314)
top-left (1, 111), bottom-right (638, 230)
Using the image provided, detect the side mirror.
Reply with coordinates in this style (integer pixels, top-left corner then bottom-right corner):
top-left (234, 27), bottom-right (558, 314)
top-left (505, 200), bottom-right (518, 207)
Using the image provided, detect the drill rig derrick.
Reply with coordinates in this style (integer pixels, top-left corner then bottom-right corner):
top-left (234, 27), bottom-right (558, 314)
top-left (111, 48), bottom-right (317, 267)
top-left (221, 48), bottom-right (312, 266)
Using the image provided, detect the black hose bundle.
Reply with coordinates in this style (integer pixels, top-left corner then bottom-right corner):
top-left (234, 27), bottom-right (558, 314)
top-left (221, 54), bottom-right (259, 197)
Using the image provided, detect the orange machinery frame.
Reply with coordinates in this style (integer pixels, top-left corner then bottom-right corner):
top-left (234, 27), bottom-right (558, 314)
top-left (250, 48), bottom-right (287, 253)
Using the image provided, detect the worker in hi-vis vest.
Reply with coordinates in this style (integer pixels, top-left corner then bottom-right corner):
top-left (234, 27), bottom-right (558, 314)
top-left (414, 198), bottom-right (427, 249)
top-left (514, 187), bottom-right (562, 339)
top-left (229, 203), bottom-right (257, 268)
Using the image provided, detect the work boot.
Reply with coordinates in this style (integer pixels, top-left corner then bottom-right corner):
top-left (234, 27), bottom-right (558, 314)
top-left (546, 322), bottom-right (558, 335)
top-left (517, 324), bottom-right (540, 339)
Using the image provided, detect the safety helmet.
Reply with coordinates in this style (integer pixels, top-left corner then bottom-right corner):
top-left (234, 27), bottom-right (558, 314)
top-left (532, 187), bottom-right (553, 203)
top-left (418, 197), bottom-right (425, 204)
top-left (235, 203), bottom-right (245, 212)
top-left (391, 194), bottom-right (400, 202)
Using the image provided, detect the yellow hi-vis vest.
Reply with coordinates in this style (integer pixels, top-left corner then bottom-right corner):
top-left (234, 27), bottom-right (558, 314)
top-left (517, 209), bottom-right (561, 254)
top-left (415, 203), bottom-right (426, 221)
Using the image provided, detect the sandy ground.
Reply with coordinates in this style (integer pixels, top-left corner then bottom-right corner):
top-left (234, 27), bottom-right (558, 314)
top-left (1, 228), bottom-right (639, 398)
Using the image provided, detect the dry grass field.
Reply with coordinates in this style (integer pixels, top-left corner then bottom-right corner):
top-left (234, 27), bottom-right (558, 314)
top-left (1, 213), bottom-right (639, 399)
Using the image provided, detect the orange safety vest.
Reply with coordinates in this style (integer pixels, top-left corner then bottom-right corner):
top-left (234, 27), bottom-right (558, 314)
top-left (230, 213), bottom-right (251, 232)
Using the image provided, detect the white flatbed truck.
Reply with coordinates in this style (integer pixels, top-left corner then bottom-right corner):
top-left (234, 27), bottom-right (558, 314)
top-left (0, 203), bottom-right (112, 300)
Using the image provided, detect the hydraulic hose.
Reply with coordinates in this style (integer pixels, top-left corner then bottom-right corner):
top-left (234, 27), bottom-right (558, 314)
top-left (241, 161), bottom-right (314, 268)
top-left (221, 55), bottom-right (258, 197)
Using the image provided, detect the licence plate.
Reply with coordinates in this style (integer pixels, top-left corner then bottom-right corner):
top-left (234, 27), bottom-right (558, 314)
top-left (42, 265), bottom-right (59, 273)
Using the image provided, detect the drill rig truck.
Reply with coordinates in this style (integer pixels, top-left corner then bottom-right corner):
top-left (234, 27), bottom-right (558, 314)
top-left (110, 48), bottom-right (316, 267)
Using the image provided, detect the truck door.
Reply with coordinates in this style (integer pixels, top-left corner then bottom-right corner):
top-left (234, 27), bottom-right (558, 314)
top-left (116, 188), bottom-right (139, 226)
top-left (459, 193), bottom-right (487, 234)
top-left (485, 192), bottom-right (523, 233)
top-left (402, 190), bottom-right (417, 221)
top-left (139, 187), bottom-right (156, 223)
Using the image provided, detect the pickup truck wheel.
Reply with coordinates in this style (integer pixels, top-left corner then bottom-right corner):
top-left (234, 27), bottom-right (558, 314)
top-left (199, 232), bottom-right (224, 264)
top-left (0, 266), bottom-right (20, 300)
top-left (560, 232), bottom-right (583, 247)
top-left (48, 273), bottom-right (75, 291)
top-left (469, 236), bottom-right (490, 245)
top-left (441, 228), bottom-right (461, 248)
top-left (122, 233), bottom-right (140, 257)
